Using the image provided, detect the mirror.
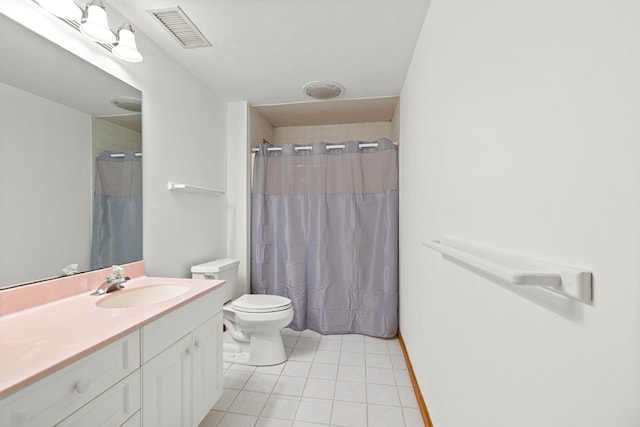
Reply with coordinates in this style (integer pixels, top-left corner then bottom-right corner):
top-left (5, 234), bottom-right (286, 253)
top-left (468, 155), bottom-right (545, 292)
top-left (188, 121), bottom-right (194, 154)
top-left (0, 14), bottom-right (142, 289)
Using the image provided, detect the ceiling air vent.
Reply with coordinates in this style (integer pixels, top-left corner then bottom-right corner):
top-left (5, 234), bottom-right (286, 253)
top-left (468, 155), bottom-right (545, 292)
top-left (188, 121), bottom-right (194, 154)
top-left (147, 6), bottom-right (211, 49)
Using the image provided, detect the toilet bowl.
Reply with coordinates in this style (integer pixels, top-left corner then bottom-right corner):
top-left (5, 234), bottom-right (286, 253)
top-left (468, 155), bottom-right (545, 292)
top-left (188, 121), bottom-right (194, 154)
top-left (191, 259), bottom-right (294, 366)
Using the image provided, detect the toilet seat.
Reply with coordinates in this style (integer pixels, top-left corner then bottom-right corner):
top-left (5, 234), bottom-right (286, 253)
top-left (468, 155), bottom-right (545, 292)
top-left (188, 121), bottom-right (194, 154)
top-left (231, 294), bottom-right (292, 313)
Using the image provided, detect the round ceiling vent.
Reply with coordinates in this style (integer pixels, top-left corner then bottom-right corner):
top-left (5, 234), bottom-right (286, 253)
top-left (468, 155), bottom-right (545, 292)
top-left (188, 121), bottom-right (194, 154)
top-left (302, 80), bottom-right (344, 100)
top-left (110, 96), bottom-right (142, 112)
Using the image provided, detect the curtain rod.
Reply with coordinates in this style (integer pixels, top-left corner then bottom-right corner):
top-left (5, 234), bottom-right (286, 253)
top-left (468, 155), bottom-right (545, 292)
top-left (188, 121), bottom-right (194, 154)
top-left (250, 141), bottom-right (399, 153)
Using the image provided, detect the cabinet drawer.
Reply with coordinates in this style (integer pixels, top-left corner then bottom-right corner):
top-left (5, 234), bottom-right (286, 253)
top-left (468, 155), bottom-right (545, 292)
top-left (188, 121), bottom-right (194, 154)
top-left (0, 331), bottom-right (140, 427)
top-left (57, 370), bottom-right (140, 427)
top-left (141, 288), bottom-right (222, 363)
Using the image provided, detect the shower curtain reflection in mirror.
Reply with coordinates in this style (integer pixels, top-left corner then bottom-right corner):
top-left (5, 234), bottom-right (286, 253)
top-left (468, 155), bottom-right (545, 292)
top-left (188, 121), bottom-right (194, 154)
top-left (90, 151), bottom-right (142, 270)
top-left (251, 138), bottom-right (399, 338)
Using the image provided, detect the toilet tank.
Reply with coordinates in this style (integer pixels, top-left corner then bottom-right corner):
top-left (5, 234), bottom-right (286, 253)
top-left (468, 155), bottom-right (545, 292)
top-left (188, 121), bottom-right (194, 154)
top-left (191, 258), bottom-right (240, 303)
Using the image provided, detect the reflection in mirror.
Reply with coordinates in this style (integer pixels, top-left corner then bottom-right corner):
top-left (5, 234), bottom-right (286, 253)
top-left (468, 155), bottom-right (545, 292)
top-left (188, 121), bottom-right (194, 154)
top-left (0, 14), bottom-right (142, 289)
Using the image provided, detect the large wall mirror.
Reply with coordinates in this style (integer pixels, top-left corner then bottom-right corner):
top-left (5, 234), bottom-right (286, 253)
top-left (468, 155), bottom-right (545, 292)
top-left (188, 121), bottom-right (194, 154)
top-left (0, 14), bottom-right (142, 289)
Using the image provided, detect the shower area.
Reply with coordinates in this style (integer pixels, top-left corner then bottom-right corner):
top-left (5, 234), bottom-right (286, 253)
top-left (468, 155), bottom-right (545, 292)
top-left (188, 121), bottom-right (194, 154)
top-left (248, 97), bottom-right (400, 338)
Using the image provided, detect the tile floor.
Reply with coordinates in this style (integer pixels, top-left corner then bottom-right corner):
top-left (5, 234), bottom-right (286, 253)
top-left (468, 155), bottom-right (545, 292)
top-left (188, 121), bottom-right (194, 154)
top-left (199, 328), bottom-right (424, 427)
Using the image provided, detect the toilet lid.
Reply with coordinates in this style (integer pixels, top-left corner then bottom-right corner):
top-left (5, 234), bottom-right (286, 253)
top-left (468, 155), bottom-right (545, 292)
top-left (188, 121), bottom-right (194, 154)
top-left (232, 294), bottom-right (292, 313)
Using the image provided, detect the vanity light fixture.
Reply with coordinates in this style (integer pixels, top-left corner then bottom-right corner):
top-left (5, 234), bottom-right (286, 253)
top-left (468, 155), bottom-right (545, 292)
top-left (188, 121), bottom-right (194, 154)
top-left (80, 0), bottom-right (116, 44)
top-left (34, 0), bottom-right (82, 21)
top-left (112, 23), bottom-right (143, 63)
top-left (34, 0), bottom-right (144, 63)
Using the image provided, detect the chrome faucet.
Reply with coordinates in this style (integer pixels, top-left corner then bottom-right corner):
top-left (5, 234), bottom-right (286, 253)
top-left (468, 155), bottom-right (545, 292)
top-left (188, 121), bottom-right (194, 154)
top-left (92, 265), bottom-right (130, 296)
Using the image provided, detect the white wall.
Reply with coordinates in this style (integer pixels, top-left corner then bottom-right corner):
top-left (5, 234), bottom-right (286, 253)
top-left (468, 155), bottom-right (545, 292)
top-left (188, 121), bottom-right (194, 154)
top-left (227, 101), bottom-right (250, 297)
top-left (92, 118), bottom-right (141, 158)
top-left (0, 82), bottom-right (91, 287)
top-left (399, 1), bottom-right (640, 426)
top-left (0, 1), bottom-right (228, 279)
top-left (273, 122), bottom-right (392, 145)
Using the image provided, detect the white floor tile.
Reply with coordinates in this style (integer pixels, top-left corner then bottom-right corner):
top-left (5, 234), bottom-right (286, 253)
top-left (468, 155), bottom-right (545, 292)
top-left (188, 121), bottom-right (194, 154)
top-left (320, 333), bottom-right (342, 341)
top-left (342, 334), bottom-right (365, 343)
top-left (392, 354), bottom-right (408, 370)
top-left (302, 378), bottom-right (335, 399)
top-left (301, 330), bottom-right (322, 339)
top-left (367, 404), bottom-right (404, 427)
top-left (289, 347), bottom-right (316, 362)
top-left (366, 367), bottom-right (396, 385)
top-left (388, 340), bottom-right (404, 355)
top-left (256, 417), bottom-right (294, 427)
top-left (223, 369), bottom-right (252, 390)
top-left (295, 398), bottom-right (332, 424)
top-left (367, 383), bottom-right (401, 406)
top-left (330, 400), bottom-right (367, 427)
top-left (261, 394), bottom-right (300, 420)
top-left (198, 410), bottom-right (224, 427)
top-left (341, 341), bottom-right (365, 353)
top-left (334, 380), bottom-right (366, 403)
top-left (228, 363), bottom-right (256, 373)
top-left (212, 387), bottom-right (239, 411)
top-left (365, 353), bottom-right (393, 369)
top-left (340, 351), bottom-right (365, 366)
top-left (365, 341), bottom-right (390, 355)
top-left (273, 375), bottom-right (307, 396)
top-left (244, 373), bottom-right (279, 393)
top-left (337, 365), bottom-right (366, 383)
top-left (282, 361), bottom-right (312, 377)
top-left (283, 336), bottom-right (299, 348)
top-left (256, 363), bottom-right (286, 375)
top-left (210, 329), bottom-right (420, 427)
top-left (313, 350), bottom-right (340, 364)
top-left (292, 421), bottom-right (329, 427)
top-left (282, 328), bottom-right (301, 337)
top-left (309, 362), bottom-right (338, 380)
top-left (218, 412), bottom-right (258, 427)
top-left (317, 339), bottom-right (341, 351)
top-left (228, 390), bottom-right (269, 416)
top-left (394, 369), bottom-right (412, 387)
top-left (398, 386), bottom-right (419, 408)
top-left (403, 407), bottom-right (424, 426)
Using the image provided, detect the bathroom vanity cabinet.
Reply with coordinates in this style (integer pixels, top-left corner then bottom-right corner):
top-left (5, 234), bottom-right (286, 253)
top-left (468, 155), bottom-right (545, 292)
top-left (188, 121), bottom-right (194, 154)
top-left (141, 290), bottom-right (223, 427)
top-left (0, 286), bottom-right (223, 427)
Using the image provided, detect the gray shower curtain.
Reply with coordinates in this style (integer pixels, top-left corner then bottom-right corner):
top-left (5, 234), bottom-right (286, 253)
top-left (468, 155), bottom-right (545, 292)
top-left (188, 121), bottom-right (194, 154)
top-left (251, 138), bottom-right (398, 338)
top-left (90, 151), bottom-right (142, 270)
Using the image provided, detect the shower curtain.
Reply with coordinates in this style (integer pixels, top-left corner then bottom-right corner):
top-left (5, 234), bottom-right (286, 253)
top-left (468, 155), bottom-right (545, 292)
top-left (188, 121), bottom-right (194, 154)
top-left (90, 151), bottom-right (142, 270)
top-left (251, 138), bottom-right (398, 338)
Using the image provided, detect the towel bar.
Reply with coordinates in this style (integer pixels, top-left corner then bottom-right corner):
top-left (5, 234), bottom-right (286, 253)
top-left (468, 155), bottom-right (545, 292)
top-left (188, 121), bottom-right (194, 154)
top-left (422, 238), bottom-right (592, 303)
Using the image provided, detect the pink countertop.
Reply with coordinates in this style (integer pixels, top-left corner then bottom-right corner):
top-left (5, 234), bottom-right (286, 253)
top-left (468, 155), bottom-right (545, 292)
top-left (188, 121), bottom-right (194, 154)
top-left (0, 262), bottom-right (225, 398)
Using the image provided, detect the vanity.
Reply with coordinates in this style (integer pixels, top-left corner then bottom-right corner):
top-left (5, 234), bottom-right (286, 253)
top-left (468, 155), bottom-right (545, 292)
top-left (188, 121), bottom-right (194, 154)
top-left (0, 262), bottom-right (225, 427)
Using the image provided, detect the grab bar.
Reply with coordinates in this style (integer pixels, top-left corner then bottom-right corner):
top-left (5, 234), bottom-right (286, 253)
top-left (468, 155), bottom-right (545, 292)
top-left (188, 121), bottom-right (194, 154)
top-left (422, 238), bottom-right (592, 302)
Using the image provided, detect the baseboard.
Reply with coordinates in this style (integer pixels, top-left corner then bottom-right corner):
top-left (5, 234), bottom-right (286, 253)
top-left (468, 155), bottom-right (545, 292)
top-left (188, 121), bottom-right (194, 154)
top-left (398, 331), bottom-right (433, 427)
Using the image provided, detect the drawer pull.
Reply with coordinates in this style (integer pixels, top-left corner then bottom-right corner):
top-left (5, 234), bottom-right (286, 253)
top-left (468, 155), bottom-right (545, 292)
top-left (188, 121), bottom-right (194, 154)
top-left (185, 348), bottom-right (191, 357)
top-left (194, 340), bottom-right (201, 349)
top-left (74, 378), bottom-right (91, 394)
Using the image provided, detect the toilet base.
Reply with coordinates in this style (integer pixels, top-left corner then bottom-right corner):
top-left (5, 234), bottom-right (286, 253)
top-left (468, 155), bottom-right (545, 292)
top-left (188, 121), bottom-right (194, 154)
top-left (223, 330), bottom-right (287, 366)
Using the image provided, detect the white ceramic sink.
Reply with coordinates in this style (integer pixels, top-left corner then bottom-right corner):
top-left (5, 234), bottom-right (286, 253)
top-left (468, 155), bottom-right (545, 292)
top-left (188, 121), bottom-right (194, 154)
top-left (96, 284), bottom-right (190, 309)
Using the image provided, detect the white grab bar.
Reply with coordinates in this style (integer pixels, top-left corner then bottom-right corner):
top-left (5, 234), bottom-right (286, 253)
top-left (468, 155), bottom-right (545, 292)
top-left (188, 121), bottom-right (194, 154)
top-left (422, 238), bottom-right (592, 302)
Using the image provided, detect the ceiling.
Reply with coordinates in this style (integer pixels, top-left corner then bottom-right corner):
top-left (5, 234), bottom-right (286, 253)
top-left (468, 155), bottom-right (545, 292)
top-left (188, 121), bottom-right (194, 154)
top-left (107, 0), bottom-right (431, 105)
top-left (255, 97), bottom-right (399, 127)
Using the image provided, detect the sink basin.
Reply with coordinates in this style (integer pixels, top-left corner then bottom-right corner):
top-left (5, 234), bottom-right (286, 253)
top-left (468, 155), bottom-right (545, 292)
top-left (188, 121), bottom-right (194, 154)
top-left (96, 284), bottom-right (190, 309)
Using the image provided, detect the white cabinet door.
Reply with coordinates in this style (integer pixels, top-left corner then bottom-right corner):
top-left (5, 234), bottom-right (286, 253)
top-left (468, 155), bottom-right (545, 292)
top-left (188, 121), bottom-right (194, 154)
top-left (141, 335), bottom-right (192, 427)
top-left (191, 312), bottom-right (223, 426)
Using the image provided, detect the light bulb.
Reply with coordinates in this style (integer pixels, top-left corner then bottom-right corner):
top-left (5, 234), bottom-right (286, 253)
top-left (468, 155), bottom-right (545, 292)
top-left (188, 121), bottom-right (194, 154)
top-left (113, 23), bottom-right (143, 62)
top-left (80, 0), bottom-right (115, 44)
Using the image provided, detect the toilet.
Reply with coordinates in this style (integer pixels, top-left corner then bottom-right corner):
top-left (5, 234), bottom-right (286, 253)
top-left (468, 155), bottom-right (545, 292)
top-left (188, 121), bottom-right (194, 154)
top-left (191, 258), bottom-right (294, 366)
